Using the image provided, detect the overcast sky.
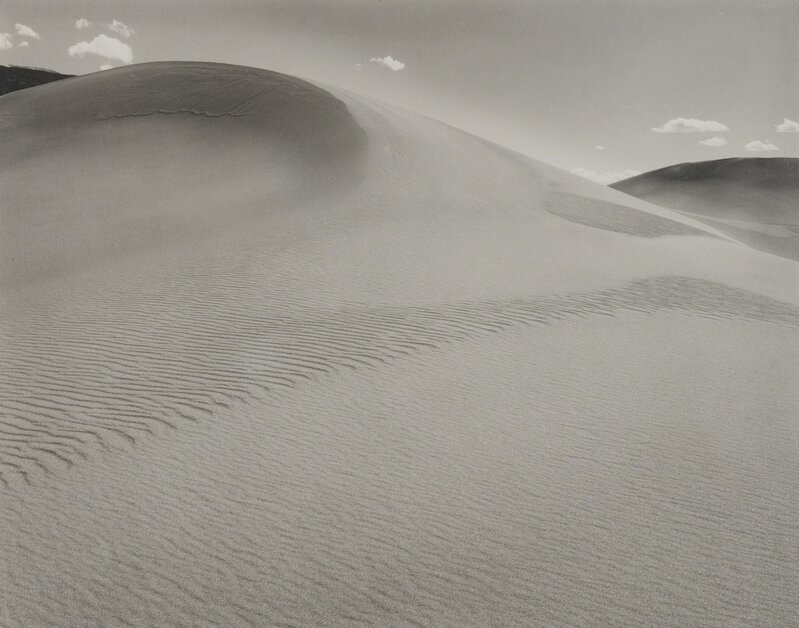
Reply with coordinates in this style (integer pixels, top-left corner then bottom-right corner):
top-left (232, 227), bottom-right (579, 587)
top-left (2, 0), bottom-right (797, 181)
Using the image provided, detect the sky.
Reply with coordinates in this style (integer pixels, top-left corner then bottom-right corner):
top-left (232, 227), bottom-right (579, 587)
top-left (1, 0), bottom-right (797, 182)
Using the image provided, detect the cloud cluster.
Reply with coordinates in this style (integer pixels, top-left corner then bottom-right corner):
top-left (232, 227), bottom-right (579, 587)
top-left (68, 34), bottom-right (133, 64)
top-left (744, 140), bottom-right (779, 152)
top-left (74, 18), bottom-right (134, 36)
top-left (654, 115), bottom-right (791, 154)
top-left (107, 20), bottom-right (134, 38)
top-left (698, 136), bottom-right (728, 147)
top-left (0, 23), bottom-right (41, 50)
top-left (776, 118), bottom-right (799, 133)
top-left (570, 167), bottom-right (641, 185)
top-left (652, 117), bottom-right (729, 133)
top-left (68, 18), bottom-right (135, 64)
top-left (15, 24), bottom-right (40, 39)
top-left (370, 55), bottom-right (405, 71)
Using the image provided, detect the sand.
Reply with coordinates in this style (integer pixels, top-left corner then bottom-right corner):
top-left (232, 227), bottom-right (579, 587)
top-left (1, 62), bottom-right (797, 626)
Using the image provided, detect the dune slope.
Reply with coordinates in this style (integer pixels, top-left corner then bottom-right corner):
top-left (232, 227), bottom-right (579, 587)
top-left (612, 157), bottom-right (799, 225)
top-left (1, 62), bottom-right (797, 626)
top-left (613, 157), bottom-right (799, 261)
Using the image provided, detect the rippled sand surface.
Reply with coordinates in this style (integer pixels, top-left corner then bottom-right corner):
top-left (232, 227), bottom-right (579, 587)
top-left (2, 62), bottom-right (798, 626)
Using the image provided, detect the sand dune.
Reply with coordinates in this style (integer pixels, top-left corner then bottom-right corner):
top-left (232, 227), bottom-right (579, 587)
top-left (613, 157), bottom-right (799, 261)
top-left (612, 157), bottom-right (799, 225)
top-left (1, 62), bottom-right (798, 626)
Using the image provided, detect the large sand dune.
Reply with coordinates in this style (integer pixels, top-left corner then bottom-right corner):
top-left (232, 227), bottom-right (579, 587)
top-left (1, 62), bottom-right (797, 626)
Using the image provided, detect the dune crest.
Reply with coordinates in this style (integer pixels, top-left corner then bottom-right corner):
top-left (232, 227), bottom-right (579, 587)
top-left (0, 62), bottom-right (367, 286)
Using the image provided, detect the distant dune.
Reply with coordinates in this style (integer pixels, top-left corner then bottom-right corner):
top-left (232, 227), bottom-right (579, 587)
top-left (612, 157), bottom-right (799, 225)
top-left (1, 63), bottom-right (797, 626)
top-left (0, 64), bottom-right (72, 96)
top-left (612, 157), bottom-right (799, 260)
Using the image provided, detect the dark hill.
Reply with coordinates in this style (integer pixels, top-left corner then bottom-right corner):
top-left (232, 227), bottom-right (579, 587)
top-left (613, 157), bottom-right (799, 260)
top-left (612, 157), bottom-right (799, 226)
top-left (0, 65), bottom-right (72, 96)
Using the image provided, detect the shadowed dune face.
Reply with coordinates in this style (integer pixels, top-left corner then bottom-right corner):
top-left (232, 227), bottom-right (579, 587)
top-left (2, 63), bottom-right (799, 626)
top-left (612, 157), bottom-right (799, 260)
top-left (544, 192), bottom-right (707, 237)
top-left (613, 157), bottom-right (799, 225)
top-left (0, 62), bottom-right (367, 286)
top-left (0, 65), bottom-right (72, 96)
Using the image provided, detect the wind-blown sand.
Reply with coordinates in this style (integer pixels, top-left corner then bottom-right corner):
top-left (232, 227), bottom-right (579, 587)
top-left (1, 62), bottom-right (797, 626)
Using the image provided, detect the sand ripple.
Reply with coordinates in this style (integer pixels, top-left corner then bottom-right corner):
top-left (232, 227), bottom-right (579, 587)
top-left (1, 275), bottom-right (796, 489)
top-left (1, 306), bottom-right (796, 626)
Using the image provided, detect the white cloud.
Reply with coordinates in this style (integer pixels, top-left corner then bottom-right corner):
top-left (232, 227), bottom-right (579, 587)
top-left (0, 33), bottom-right (12, 50)
top-left (107, 20), bottom-right (134, 38)
top-left (776, 118), bottom-right (799, 133)
top-left (100, 64), bottom-right (113, 70)
top-left (652, 117), bottom-right (729, 133)
top-left (68, 34), bottom-right (133, 64)
top-left (698, 136), bottom-right (728, 146)
top-left (75, 18), bottom-right (91, 30)
top-left (18, 40), bottom-right (30, 48)
top-left (571, 167), bottom-right (641, 185)
top-left (744, 140), bottom-right (779, 152)
top-left (370, 55), bottom-right (405, 71)
top-left (595, 145), bottom-right (605, 150)
top-left (15, 24), bottom-right (41, 39)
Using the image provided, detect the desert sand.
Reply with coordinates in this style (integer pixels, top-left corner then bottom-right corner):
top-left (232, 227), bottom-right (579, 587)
top-left (1, 62), bottom-right (797, 626)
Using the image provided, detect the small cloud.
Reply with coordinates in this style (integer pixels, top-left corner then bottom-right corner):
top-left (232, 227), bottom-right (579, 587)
top-left (15, 24), bottom-right (41, 39)
top-left (776, 118), bottom-right (799, 133)
top-left (595, 145), bottom-right (605, 150)
top-left (100, 64), bottom-right (113, 70)
top-left (18, 40), bottom-right (29, 48)
top-left (652, 117), bottom-right (729, 133)
top-left (571, 167), bottom-right (641, 185)
top-left (68, 34), bottom-right (133, 64)
top-left (744, 140), bottom-right (779, 152)
top-left (0, 33), bottom-right (12, 50)
top-left (698, 136), bottom-right (728, 146)
top-left (370, 55), bottom-right (405, 71)
top-left (107, 20), bottom-right (134, 38)
top-left (75, 18), bottom-right (91, 30)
